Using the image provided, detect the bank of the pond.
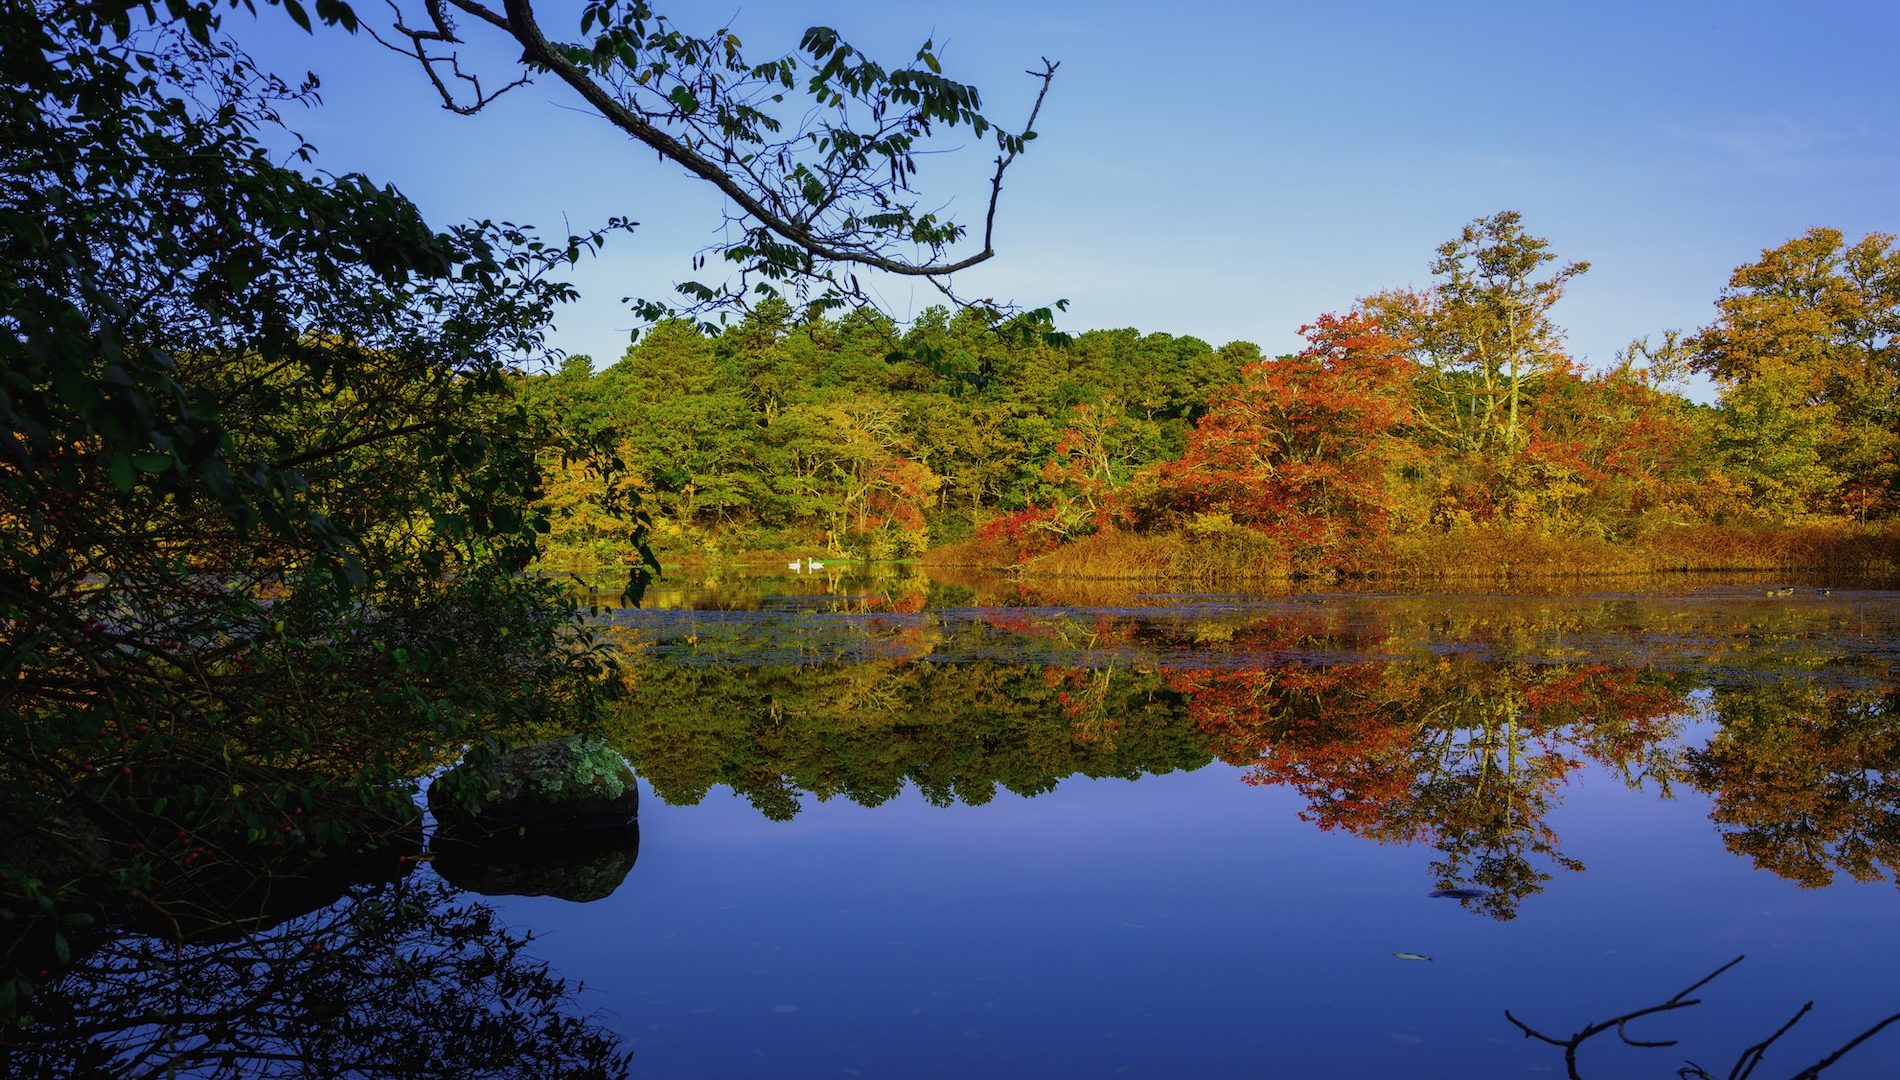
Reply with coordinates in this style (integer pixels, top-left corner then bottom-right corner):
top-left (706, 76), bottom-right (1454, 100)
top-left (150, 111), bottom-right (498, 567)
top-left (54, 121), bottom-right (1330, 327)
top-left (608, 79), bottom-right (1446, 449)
top-left (533, 546), bottom-right (868, 580)
top-left (922, 522), bottom-right (1900, 582)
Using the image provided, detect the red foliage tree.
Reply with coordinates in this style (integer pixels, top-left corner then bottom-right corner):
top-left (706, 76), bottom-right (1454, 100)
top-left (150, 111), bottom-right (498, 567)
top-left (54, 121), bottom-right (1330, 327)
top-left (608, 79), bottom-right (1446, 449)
top-left (973, 506), bottom-right (1067, 563)
top-left (1515, 365), bottom-right (1715, 530)
top-left (1144, 313), bottom-right (1413, 557)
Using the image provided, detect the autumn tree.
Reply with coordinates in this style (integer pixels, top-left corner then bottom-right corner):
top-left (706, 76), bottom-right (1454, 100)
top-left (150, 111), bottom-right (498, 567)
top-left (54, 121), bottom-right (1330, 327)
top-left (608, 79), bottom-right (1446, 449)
top-left (1689, 228), bottom-right (1900, 519)
top-left (1029, 400), bottom-right (1160, 537)
top-left (818, 398), bottom-right (941, 558)
top-left (1142, 312), bottom-right (1413, 562)
top-left (1367, 211), bottom-right (1589, 460)
top-left (1511, 366), bottom-right (1726, 533)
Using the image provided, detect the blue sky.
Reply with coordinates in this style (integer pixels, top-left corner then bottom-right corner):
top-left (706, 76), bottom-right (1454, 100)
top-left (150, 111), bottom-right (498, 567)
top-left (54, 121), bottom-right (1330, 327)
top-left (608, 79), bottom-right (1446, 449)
top-left (237, 1), bottom-right (1900, 387)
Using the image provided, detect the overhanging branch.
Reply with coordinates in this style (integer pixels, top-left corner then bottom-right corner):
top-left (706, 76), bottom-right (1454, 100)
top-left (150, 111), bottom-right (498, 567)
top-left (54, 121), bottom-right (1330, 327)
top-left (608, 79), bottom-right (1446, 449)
top-left (368, 0), bottom-right (1056, 291)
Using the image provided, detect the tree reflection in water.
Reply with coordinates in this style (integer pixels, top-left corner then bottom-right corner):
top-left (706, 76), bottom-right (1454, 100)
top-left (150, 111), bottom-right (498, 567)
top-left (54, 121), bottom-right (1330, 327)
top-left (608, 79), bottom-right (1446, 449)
top-left (1172, 626), bottom-right (1697, 919)
top-left (1688, 682), bottom-right (1900, 889)
top-left (11, 588), bottom-right (1896, 1069)
top-left (0, 876), bottom-right (629, 1079)
top-left (610, 601), bottom-right (1900, 920)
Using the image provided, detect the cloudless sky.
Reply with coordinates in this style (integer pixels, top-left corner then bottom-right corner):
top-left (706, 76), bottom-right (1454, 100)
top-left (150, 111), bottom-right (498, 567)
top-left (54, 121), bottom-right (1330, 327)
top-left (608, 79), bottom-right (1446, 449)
top-left (236, 1), bottom-right (1900, 389)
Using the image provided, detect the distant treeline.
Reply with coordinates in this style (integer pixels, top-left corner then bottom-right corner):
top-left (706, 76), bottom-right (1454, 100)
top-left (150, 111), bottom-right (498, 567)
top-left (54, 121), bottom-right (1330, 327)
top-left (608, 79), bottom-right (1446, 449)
top-left (526, 214), bottom-right (1899, 575)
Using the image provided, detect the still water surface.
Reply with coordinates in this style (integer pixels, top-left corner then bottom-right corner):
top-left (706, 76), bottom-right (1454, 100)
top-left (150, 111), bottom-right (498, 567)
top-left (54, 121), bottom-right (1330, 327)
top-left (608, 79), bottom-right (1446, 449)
top-left (27, 571), bottom-right (1900, 1077)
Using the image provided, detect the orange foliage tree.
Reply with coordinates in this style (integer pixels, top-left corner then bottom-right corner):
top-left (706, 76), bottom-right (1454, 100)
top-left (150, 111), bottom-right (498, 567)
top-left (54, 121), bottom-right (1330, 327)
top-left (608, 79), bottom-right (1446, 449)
top-left (1138, 313), bottom-right (1414, 562)
top-left (1512, 365), bottom-right (1728, 532)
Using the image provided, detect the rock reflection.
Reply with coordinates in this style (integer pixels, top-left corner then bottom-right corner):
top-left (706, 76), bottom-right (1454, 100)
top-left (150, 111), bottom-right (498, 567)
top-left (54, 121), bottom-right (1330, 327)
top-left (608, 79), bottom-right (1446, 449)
top-left (0, 877), bottom-right (629, 1078)
top-left (434, 824), bottom-right (642, 903)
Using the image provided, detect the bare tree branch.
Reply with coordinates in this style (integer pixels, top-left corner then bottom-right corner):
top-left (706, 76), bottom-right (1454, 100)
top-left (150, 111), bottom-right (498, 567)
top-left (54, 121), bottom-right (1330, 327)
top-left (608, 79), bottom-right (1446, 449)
top-left (1505, 957), bottom-right (1900, 1080)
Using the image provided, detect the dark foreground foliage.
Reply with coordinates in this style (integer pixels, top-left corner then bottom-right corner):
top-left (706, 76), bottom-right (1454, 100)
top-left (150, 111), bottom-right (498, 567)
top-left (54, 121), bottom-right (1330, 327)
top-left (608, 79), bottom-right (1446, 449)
top-left (1, 0), bottom-right (639, 1007)
top-left (3, 0), bottom-right (1050, 1023)
top-left (0, 877), bottom-right (630, 1078)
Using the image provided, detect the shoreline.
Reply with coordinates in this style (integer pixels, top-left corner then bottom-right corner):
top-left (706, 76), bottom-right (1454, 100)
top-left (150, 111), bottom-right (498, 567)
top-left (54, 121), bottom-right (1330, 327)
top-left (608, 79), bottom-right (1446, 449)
top-left (933, 522), bottom-right (1900, 583)
top-left (534, 522), bottom-right (1900, 587)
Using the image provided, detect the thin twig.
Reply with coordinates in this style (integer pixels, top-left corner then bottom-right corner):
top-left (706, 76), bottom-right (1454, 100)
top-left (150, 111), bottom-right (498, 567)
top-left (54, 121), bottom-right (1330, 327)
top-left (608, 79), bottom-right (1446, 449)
top-left (1507, 957), bottom-right (1900, 1080)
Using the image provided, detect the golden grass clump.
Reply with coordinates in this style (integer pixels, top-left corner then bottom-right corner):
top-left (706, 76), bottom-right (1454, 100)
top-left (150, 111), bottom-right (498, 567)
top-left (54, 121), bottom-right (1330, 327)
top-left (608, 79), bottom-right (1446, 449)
top-left (1020, 526), bottom-right (1292, 581)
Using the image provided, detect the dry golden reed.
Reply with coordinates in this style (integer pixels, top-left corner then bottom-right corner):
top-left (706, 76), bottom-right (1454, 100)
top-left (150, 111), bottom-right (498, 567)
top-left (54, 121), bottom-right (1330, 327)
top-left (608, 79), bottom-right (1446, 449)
top-left (1361, 524), bottom-right (1900, 580)
top-left (932, 523), bottom-right (1899, 583)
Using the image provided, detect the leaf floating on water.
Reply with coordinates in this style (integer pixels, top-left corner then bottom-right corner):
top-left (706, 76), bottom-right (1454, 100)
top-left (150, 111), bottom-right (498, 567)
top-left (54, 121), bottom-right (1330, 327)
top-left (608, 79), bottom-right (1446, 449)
top-left (1428, 887), bottom-right (1488, 900)
top-left (1393, 952), bottom-right (1434, 962)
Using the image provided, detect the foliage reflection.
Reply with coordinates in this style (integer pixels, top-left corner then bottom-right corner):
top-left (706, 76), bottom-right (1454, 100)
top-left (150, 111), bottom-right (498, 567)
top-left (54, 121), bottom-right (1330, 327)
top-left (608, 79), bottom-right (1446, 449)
top-left (610, 601), bottom-right (1900, 919)
top-left (1688, 682), bottom-right (1900, 888)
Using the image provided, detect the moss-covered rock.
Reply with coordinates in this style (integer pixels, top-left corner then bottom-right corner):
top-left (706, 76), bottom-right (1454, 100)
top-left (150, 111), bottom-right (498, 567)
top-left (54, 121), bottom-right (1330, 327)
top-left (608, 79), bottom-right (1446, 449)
top-left (429, 736), bottom-right (638, 838)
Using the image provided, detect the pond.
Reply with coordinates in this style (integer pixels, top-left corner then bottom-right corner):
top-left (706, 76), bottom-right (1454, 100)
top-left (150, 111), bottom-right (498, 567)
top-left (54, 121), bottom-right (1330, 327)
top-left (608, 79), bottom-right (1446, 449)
top-left (16, 570), bottom-right (1900, 1078)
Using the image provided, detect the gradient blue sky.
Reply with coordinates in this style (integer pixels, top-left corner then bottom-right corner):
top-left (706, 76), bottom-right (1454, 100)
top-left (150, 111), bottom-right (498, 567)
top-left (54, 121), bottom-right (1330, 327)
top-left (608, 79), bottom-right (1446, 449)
top-left (238, 1), bottom-right (1900, 384)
